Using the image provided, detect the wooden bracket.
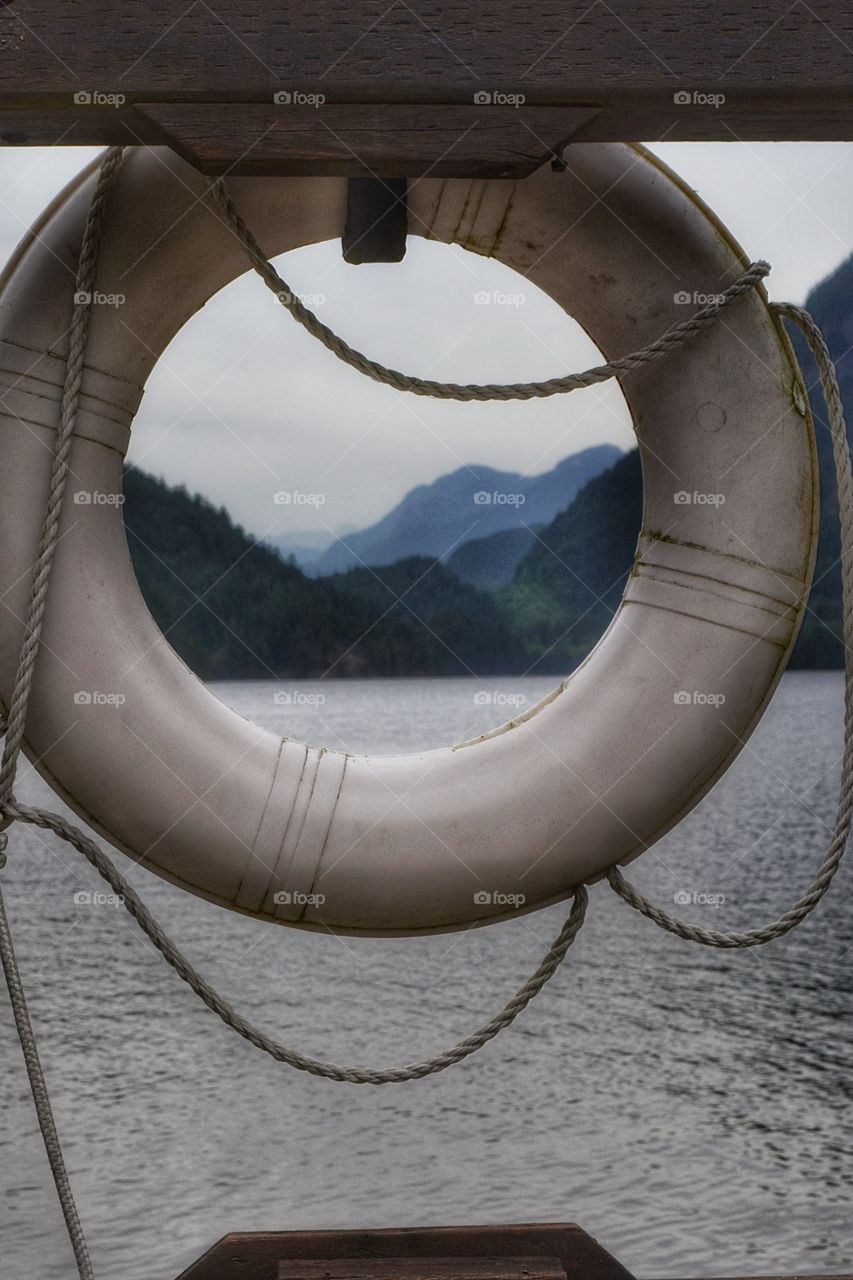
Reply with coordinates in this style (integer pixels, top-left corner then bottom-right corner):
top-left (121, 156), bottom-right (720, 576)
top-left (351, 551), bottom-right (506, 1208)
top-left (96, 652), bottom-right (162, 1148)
top-left (174, 1223), bottom-right (636, 1280)
top-left (342, 177), bottom-right (408, 264)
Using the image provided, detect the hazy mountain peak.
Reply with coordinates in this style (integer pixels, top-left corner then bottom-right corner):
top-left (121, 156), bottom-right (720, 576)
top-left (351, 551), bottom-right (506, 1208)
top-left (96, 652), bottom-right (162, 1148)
top-left (315, 443), bottom-right (622, 575)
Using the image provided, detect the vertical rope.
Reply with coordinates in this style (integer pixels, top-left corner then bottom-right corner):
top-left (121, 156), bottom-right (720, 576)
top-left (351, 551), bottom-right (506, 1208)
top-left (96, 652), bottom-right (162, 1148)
top-left (0, 146), bottom-right (124, 1280)
top-left (0, 142), bottom-right (850, 1280)
top-left (606, 303), bottom-right (853, 945)
top-left (0, 889), bottom-right (94, 1280)
top-left (0, 145), bottom-right (125, 814)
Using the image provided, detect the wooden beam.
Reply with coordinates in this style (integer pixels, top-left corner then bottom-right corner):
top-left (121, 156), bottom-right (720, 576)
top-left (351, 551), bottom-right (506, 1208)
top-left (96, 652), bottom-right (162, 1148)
top-left (275, 1256), bottom-right (566, 1280)
top-left (174, 1225), bottom-right (636, 1280)
top-left (0, 2), bottom-right (852, 173)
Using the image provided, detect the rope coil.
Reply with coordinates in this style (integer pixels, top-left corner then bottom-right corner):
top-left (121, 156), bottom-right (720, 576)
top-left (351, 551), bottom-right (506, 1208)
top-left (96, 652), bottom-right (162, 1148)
top-left (0, 145), bottom-right (850, 1279)
top-left (208, 173), bottom-right (770, 404)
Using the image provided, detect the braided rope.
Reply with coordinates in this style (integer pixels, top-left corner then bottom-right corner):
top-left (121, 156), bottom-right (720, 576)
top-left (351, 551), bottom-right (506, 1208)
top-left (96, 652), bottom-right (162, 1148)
top-left (0, 145), bottom-right (851, 1280)
top-left (208, 175), bottom-right (770, 403)
top-left (0, 145), bottom-right (125, 814)
top-left (0, 797), bottom-right (588, 1083)
top-left (0, 145), bottom-right (125, 1280)
top-left (606, 303), bottom-right (853, 946)
top-left (0, 890), bottom-right (94, 1280)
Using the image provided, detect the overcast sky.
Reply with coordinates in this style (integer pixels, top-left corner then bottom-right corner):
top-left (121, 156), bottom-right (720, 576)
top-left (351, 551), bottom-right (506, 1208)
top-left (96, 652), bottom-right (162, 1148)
top-left (1, 142), bottom-right (850, 545)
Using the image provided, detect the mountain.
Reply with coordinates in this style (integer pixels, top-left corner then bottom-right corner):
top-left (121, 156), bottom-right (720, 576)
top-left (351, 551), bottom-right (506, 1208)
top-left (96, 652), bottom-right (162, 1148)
top-left (497, 252), bottom-right (853, 673)
top-left (446, 525), bottom-right (542, 590)
top-left (330, 558), bottom-right (527, 675)
top-left (120, 254), bottom-right (851, 681)
top-left (314, 445), bottom-right (621, 575)
top-left (783, 253), bottom-right (852, 668)
top-left (122, 469), bottom-right (524, 679)
top-left (266, 526), bottom-right (356, 573)
top-left (499, 450), bottom-right (643, 672)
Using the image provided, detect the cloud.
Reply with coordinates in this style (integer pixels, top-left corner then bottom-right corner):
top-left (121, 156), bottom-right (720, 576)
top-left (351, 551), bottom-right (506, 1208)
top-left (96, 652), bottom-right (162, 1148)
top-left (0, 143), bottom-right (849, 541)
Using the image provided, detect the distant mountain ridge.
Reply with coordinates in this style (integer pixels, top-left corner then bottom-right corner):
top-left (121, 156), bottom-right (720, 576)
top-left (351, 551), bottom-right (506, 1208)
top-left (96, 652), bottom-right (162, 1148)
top-left (499, 450), bottom-right (643, 671)
top-left (122, 470), bottom-right (524, 679)
top-left (496, 251), bottom-right (853, 672)
top-left (446, 525), bottom-right (542, 590)
top-left (785, 252), bottom-right (852, 667)
top-left (314, 445), bottom-right (621, 575)
top-left (120, 254), bottom-right (851, 679)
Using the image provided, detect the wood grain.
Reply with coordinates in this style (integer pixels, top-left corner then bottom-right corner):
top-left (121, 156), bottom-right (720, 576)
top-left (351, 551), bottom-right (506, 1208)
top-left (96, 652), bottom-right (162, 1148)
top-left (275, 1256), bottom-right (565, 1280)
top-left (174, 1223), bottom-right (636, 1280)
top-left (0, 2), bottom-right (851, 170)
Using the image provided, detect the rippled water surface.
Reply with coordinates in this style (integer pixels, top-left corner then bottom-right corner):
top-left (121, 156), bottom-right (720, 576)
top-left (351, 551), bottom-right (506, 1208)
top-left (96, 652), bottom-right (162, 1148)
top-left (1, 672), bottom-right (851, 1279)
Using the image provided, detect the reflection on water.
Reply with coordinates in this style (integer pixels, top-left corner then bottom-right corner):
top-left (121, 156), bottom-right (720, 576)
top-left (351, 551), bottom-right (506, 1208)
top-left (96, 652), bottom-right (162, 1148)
top-left (0, 672), bottom-right (851, 1279)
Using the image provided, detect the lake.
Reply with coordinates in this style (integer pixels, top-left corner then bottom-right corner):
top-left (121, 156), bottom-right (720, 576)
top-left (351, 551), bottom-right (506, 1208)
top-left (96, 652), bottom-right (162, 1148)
top-left (0, 671), bottom-right (851, 1279)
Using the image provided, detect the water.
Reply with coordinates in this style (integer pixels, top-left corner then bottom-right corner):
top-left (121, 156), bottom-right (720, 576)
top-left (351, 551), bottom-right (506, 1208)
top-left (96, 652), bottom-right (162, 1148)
top-left (1, 672), bottom-right (851, 1280)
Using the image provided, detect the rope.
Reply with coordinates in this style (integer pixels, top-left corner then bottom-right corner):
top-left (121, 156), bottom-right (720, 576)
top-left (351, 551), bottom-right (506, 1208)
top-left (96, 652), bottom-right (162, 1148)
top-left (605, 303), bottom-right (853, 946)
top-left (0, 144), bottom-right (850, 1277)
top-left (0, 145), bottom-right (125, 815)
top-left (0, 797), bottom-right (588, 1083)
top-left (0, 146), bottom-right (125, 1280)
top-left (208, 174), bottom-right (770, 403)
top-left (0, 888), bottom-right (94, 1280)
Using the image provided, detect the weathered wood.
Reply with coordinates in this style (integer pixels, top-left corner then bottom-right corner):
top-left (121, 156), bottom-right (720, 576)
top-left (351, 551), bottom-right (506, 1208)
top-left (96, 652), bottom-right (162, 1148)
top-left (343, 178), bottom-right (408, 263)
top-left (133, 104), bottom-right (600, 176)
top-left (174, 1224), bottom-right (636, 1280)
top-left (276, 1256), bottom-right (564, 1280)
top-left (0, 3), bottom-right (852, 172)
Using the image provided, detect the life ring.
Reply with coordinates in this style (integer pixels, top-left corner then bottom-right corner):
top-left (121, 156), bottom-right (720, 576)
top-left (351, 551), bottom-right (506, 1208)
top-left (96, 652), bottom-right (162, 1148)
top-left (0, 145), bottom-right (817, 935)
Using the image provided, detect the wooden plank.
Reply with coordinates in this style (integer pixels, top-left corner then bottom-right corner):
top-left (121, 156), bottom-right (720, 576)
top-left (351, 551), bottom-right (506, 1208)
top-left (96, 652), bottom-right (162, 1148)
top-left (276, 1256), bottom-right (564, 1280)
top-left (0, 1), bottom-right (851, 97)
top-left (174, 1223), bottom-right (636, 1280)
top-left (132, 104), bottom-right (599, 177)
top-left (0, 2), bottom-right (852, 170)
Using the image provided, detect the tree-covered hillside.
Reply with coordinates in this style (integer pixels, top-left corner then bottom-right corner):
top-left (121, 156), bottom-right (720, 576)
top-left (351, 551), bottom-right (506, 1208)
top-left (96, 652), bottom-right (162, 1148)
top-left (123, 254), bottom-right (851, 679)
top-left (498, 451), bottom-right (643, 672)
top-left (330, 557), bottom-right (526, 675)
top-left (495, 254), bottom-right (853, 673)
top-left (315, 445), bottom-right (620, 574)
top-left (783, 253), bottom-right (852, 667)
top-left (122, 469), bottom-right (524, 678)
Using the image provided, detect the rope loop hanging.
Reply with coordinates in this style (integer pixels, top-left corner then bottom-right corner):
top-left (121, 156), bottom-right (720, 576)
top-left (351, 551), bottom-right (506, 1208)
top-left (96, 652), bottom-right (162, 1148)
top-left (0, 144), bottom-right (851, 1280)
top-left (208, 172), bottom-right (770, 403)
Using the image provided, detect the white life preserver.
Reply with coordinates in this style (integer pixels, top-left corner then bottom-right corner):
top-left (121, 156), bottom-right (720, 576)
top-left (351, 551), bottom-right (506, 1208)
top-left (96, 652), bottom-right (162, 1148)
top-left (0, 145), bottom-right (817, 935)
